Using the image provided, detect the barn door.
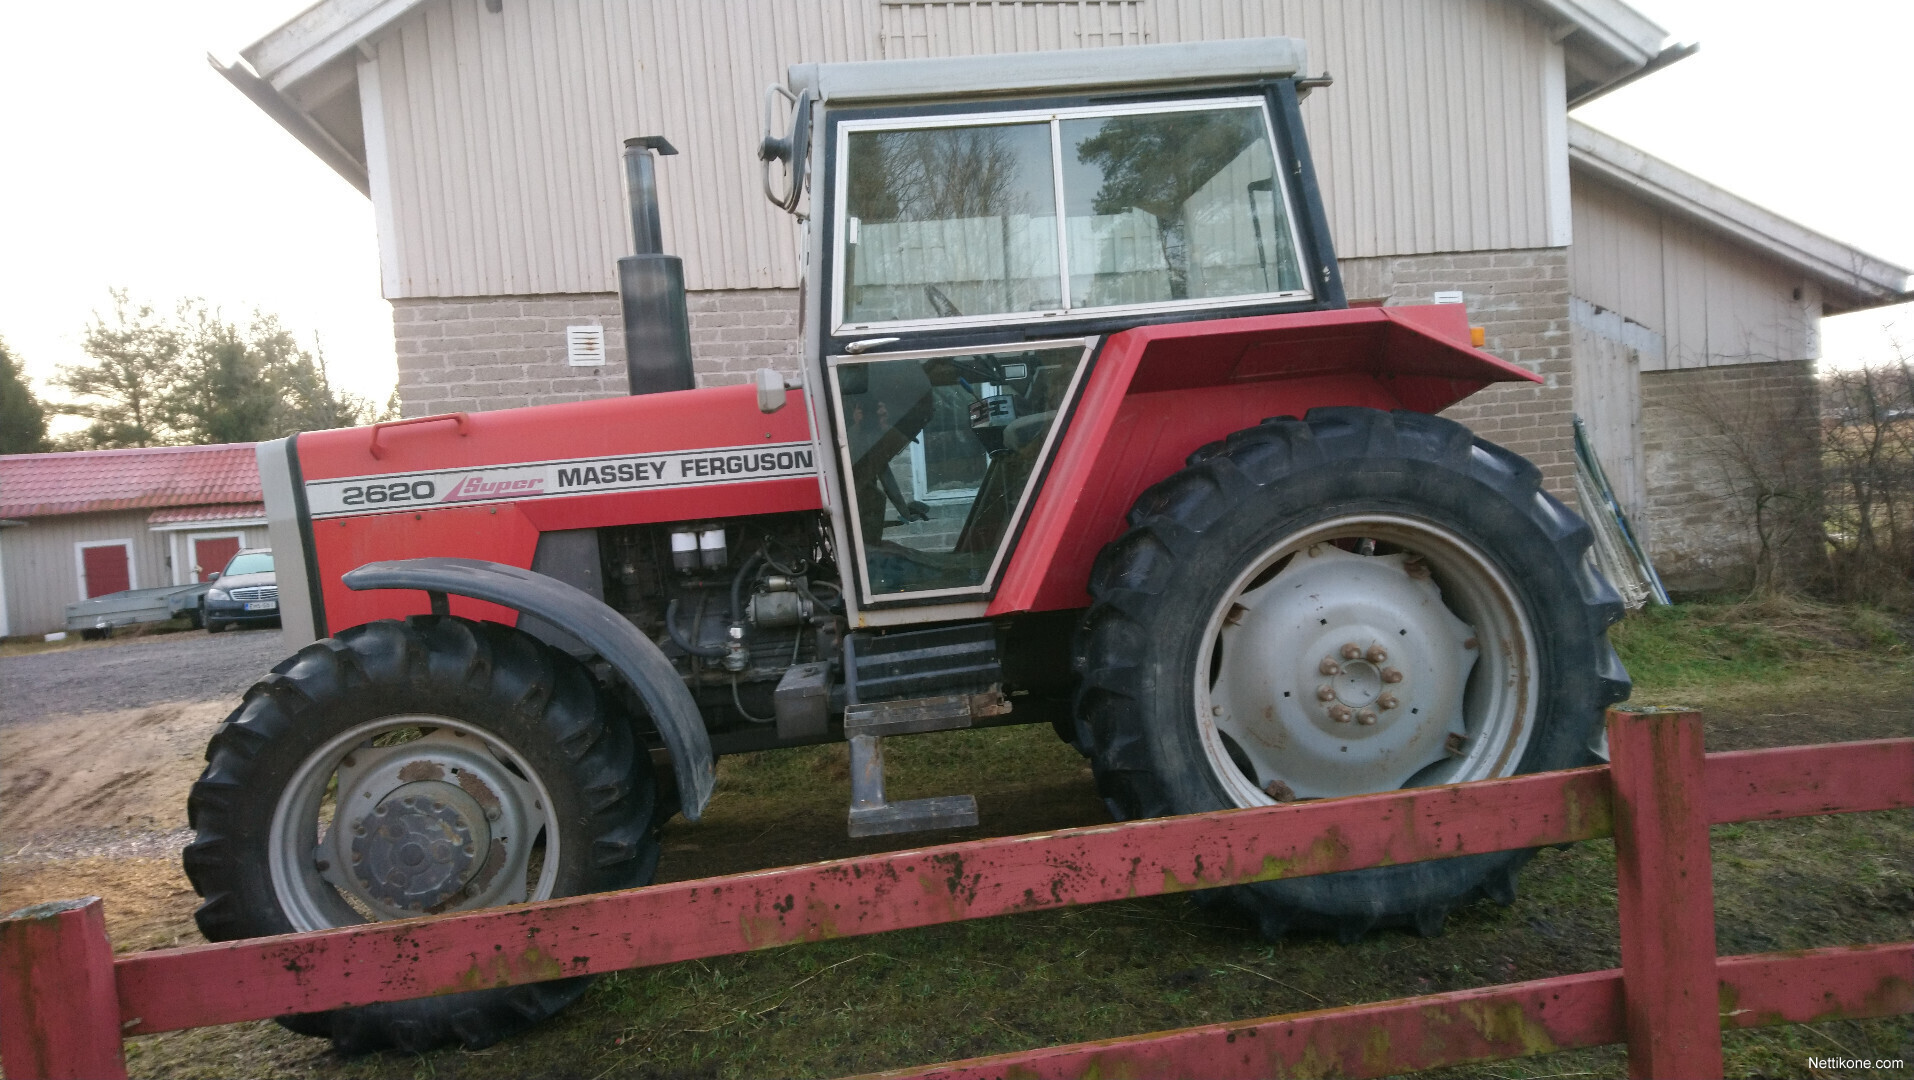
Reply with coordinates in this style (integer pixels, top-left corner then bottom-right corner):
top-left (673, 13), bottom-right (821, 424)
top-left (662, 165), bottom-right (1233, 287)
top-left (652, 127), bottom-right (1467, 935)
top-left (1570, 299), bottom-right (1653, 519)
top-left (192, 536), bottom-right (242, 581)
top-left (80, 543), bottom-right (132, 598)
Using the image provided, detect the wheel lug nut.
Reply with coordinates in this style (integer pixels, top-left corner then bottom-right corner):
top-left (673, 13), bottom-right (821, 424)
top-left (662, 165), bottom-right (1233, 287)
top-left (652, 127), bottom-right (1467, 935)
top-left (1340, 643), bottom-right (1363, 660)
top-left (485, 807), bottom-right (501, 821)
top-left (1320, 657), bottom-right (1342, 676)
top-left (1381, 668), bottom-right (1403, 683)
top-left (1211, 705), bottom-right (1223, 717)
top-left (1316, 685), bottom-right (1337, 702)
top-left (1263, 779), bottom-right (1296, 802)
top-left (314, 858), bottom-right (330, 872)
top-left (1377, 693), bottom-right (1399, 710)
top-left (1366, 646), bottom-right (1388, 664)
top-left (1463, 637), bottom-right (1478, 650)
top-left (1356, 709), bottom-right (1378, 725)
top-left (1329, 705), bottom-right (1353, 723)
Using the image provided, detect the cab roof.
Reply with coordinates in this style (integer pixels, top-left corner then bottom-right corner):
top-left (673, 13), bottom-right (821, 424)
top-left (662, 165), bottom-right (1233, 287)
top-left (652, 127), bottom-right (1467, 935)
top-left (788, 37), bottom-right (1307, 105)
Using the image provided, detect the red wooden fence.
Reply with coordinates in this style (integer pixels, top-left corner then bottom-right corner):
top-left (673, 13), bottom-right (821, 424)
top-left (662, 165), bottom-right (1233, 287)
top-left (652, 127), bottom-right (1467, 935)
top-left (1, 709), bottom-right (1909, 1080)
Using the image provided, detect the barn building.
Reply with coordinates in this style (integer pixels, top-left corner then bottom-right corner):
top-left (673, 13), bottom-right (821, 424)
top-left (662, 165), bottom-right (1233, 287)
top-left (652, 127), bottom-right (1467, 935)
top-left (221, 0), bottom-right (1910, 592)
top-left (0, 444), bottom-right (265, 637)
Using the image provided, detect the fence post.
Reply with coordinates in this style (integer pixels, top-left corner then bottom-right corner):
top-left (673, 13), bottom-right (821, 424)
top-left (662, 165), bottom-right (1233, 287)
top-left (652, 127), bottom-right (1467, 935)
top-left (0, 897), bottom-right (128, 1080)
top-left (1607, 706), bottom-right (1723, 1080)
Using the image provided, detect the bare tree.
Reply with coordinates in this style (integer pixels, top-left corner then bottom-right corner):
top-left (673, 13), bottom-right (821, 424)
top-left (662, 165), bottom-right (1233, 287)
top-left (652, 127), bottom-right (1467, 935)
top-left (1821, 343), bottom-right (1914, 606)
top-left (1666, 360), bottom-right (1824, 596)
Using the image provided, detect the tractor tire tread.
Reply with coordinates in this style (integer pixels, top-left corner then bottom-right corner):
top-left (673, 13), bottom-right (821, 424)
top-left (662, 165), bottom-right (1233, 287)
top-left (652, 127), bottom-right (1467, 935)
top-left (182, 615), bottom-right (659, 1054)
top-left (1072, 407), bottom-right (1629, 943)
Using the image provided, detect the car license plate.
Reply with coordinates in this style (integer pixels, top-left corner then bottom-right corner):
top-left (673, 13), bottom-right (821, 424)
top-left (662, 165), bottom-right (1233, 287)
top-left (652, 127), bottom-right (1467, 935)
top-left (243, 601), bottom-right (277, 611)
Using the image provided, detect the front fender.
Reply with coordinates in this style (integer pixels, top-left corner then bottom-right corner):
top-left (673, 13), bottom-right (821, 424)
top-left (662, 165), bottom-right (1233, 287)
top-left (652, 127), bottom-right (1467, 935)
top-left (342, 557), bottom-right (715, 821)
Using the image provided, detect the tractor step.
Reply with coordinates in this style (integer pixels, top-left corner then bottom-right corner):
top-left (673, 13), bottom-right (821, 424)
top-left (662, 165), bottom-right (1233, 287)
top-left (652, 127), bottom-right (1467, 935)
top-left (843, 690), bottom-right (1009, 837)
top-left (848, 793), bottom-right (979, 838)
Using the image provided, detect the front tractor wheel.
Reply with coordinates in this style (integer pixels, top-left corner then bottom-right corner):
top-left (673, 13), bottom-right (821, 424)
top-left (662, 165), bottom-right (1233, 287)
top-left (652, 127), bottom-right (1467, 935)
top-left (183, 616), bottom-right (660, 1053)
top-left (1074, 407), bottom-right (1629, 941)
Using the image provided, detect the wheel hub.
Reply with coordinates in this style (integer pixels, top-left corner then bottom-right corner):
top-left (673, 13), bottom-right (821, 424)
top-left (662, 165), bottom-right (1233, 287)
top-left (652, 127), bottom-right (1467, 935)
top-left (285, 724), bottom-right (552, 931)
top-left (348, 780), bottom-right (488, 912)
top-left (1206, 543), bottom-right (1480, 798)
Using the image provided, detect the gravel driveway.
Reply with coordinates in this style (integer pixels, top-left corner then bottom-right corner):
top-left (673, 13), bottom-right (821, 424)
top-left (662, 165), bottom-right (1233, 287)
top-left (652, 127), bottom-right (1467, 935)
top-left (0, 627), bottom-right (288, 727)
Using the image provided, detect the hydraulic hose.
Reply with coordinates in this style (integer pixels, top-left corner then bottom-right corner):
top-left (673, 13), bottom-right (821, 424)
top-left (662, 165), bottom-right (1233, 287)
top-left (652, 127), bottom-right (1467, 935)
top-left (664, 598), bottom-right (726, 658)
top-left (730, 551), bottom-right (765, 627)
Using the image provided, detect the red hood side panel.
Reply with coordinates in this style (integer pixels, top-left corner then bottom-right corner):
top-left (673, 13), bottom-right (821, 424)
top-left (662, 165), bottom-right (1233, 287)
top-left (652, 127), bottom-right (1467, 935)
top-left (990, 306), bottom-right (1538, 615)
top-left (296, 384), bottom-right (824, 632)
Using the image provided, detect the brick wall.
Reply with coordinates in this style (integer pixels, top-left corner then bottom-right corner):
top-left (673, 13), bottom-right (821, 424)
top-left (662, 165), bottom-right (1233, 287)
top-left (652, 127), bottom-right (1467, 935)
top-left (1638, 359), bottom-right (1821, 593)
top-left (391, 290), bottom-right (801, 418)
top-left (1342, 248), bottom-right (1575, 500)
top-left (389, 250), bottom-right (1574, 499)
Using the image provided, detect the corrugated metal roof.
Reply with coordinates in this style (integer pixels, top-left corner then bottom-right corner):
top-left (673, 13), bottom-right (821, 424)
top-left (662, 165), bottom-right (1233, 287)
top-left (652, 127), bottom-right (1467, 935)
top-left (0, 444), bottom-right (261, 519)
top-left (147, 502), bottom-right (269, 525)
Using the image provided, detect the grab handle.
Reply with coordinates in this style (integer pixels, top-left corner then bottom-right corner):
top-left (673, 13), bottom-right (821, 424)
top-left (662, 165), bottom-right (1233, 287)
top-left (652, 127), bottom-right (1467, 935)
top-left (367, 412), bottom-right (468, 460)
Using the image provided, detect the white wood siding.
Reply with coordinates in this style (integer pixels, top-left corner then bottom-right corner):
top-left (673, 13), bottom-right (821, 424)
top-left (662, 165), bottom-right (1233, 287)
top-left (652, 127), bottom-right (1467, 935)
top-left (1569, 175), bottom-right (1823, 371)
top-left (879, 2), bottom-right (1150, 56)
top-left (0, 512), bottom-right (171, 638)
top-left (365, 0), bottom-right (1561, 299)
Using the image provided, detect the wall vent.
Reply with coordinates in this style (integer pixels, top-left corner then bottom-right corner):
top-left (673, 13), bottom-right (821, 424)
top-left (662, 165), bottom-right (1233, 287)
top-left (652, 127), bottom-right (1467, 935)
top-left (566, 324), bottom-right (607, 366)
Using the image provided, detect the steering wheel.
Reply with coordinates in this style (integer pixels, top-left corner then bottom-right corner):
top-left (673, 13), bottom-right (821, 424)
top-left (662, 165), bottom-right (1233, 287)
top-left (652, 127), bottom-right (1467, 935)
top-left (924, 284), bottom-right (962, 318)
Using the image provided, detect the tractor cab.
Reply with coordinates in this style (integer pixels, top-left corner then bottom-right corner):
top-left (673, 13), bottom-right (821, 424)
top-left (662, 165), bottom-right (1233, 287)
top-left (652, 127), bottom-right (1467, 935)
top-left (761, 39), bottom-right (1345, 627)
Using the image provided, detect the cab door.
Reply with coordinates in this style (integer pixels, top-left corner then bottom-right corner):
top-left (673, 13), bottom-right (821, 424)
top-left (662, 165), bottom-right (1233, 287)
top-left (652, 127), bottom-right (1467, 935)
top-left (807, 92), bottom-right (1322, 623)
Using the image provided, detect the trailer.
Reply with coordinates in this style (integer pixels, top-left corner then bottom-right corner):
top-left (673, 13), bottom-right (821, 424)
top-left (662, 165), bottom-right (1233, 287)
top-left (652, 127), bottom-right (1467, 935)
top-left (64, 581), bottom-right (210, 638)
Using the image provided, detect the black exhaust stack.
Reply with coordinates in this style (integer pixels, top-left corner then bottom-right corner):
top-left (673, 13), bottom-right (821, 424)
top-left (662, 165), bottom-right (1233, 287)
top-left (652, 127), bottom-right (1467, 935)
top-left (618, 136), bottom-right (694, 395)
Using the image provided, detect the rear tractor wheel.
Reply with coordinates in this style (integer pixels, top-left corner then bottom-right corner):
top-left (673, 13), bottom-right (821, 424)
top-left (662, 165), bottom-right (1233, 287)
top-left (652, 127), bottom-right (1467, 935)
top-left (183, 615), bottom-right (660, 1053)
top-left (1074, 407), bottom-right (1629, 941)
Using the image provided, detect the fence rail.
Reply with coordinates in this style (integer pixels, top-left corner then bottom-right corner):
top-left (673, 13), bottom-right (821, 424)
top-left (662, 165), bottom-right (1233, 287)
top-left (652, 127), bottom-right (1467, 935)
top-left (1, 711), bottom-right (1909, 1080)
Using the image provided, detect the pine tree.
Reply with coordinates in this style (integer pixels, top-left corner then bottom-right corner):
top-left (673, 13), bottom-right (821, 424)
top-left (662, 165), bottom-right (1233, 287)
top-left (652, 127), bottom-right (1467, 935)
top-left (165, 307), bottom-right (279, 444)
top-left (54, 289), bottom-right (183, 448)
top-left (53, 291), bottom-right (386, 447)
top-left (0, 336), bottom-right (51, 454)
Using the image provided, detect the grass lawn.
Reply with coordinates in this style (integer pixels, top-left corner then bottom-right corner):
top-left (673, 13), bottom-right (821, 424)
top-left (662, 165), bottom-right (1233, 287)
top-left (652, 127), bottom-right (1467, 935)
top-left (123, 598), bottom-right (1912, 1079)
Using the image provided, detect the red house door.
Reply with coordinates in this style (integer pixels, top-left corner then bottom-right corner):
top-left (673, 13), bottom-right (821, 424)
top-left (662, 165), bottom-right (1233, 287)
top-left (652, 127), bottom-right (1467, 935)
top-left (81, 544), bottom-right (131, 598)
top-left (193, 536), bottom-right (241, 582)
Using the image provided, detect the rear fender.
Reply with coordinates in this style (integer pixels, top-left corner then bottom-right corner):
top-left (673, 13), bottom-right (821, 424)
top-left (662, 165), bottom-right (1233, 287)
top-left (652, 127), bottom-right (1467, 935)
top-left (341, 557), bottom-right (715, 821)
top-left (991, 304), bottom-right (1542, 614)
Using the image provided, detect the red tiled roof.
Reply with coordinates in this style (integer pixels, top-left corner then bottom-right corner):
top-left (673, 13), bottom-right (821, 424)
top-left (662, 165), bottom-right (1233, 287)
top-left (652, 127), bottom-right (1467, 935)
top-left (147, 503), bottom-right (268, 525)
top-left (0, 444), bottom-right (261, 518)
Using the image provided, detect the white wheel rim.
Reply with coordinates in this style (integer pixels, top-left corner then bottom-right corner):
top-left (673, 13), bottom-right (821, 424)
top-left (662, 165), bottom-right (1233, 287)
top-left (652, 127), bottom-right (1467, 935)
top-left (1194, 514), bottom-right (1537, 806)
top-left (269, 715), bottom-right (561, 933)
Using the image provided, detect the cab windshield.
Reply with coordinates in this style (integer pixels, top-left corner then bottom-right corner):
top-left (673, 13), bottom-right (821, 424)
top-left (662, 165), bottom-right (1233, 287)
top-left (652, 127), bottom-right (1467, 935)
top-left (223, 552), bottom-right (274, 577)
top-left (838, 97), bottom-right (1308, 330)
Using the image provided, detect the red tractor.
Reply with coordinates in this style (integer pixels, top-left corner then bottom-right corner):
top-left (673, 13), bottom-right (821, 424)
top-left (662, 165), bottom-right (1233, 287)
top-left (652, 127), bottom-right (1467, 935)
top-left (186, 37), bottom-right (1628, 1052)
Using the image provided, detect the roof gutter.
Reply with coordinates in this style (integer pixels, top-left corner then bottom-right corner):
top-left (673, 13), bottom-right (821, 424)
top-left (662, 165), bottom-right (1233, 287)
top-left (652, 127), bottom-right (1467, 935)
top-left (1568, 41), bottom-right (1699, 109)
top-left (208, 55), bottom-right (370, 197)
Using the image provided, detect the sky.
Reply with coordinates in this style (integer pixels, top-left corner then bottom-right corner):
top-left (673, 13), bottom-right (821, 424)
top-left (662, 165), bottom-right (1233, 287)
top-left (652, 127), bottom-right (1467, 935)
top-left (1, 0), bottom-right (1908, 434)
